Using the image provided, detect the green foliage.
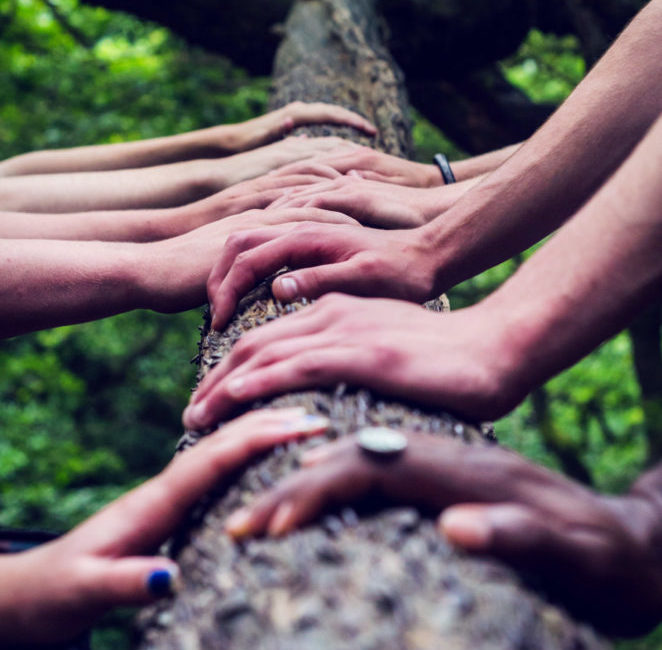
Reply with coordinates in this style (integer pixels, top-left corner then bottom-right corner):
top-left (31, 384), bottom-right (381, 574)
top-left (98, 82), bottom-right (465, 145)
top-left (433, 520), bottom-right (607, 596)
top-left (0, 0), bottom-right (268, 533)
top-left (501, 30), bottom-right (586, 105)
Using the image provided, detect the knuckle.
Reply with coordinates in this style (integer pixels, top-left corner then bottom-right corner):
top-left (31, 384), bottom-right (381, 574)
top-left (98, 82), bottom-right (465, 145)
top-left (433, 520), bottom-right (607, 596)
top-left (368, 337), bottom-right (402, 368)
top-left (298, 352), bottom-right (330, 381)
top-left (224, 231), bottom-right (249, 255)
top-left (355, 252), bottom-right (385, 276)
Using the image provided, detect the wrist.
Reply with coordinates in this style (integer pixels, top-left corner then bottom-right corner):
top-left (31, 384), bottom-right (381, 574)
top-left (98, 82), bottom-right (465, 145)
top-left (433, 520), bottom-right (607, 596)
top-left (421, 162), bottom-right (444, 188)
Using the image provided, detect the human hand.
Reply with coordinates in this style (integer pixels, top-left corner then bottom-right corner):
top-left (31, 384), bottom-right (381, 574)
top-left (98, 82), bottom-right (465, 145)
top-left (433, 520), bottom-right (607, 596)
top-left (222, 136), bottom-right (360, 187)
top-left (206, 219), bottom-right (440, 330)
top-left (181, 171), bottom-right (343, 232)
top-left (184, 295), bottom-right (520, 430)
top-left (225, 431), bottom-right (662, 636)
top-left (270, 146), bottom-right (440, 188)
top-left (0, 408), bottom-right (329, 645)
top-left (270, 175), bottom-right (452, 228)
top-left (142, 208), bottom-right (359, 314)
top-left (229, 102), bottom-right (377, 152)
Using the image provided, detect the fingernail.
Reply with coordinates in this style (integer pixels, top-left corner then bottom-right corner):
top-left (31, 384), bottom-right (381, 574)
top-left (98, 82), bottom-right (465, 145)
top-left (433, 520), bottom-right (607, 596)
top-left (226, 507), bottom-right (253, 538)
top-left (277, 277), bottom-right (299, 301)
top-left (147, 566), bottom-right (180, 598)
top-left (268, 501), bottom-right (295, 537)
top-left (227, 376), bottom-right (246, 397)
top-left (439, 509), bottom-right (492, 550)
top-left (183, 402), bottom-right (208, 428)
top-left (288, 414), bottom-right (330, 433)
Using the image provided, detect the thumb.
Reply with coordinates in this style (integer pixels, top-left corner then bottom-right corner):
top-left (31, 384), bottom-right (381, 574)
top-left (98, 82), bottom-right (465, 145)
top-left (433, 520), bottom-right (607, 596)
top-left (272, 260), bottom-right (366, 302)
top-left (82, 557), bottom-right (181, 609)
top-left (438, 503), bottom-right (549, 557)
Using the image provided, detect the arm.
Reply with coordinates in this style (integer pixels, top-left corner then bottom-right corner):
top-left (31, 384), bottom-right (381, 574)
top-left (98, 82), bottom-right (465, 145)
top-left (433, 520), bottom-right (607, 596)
top-left (192, 112), bottom-right (662, 429)
top-left (423, 0), bottom-right (662, 291)
top-left (0, 171), bottom-right (331, 242)
top-left (224, 433), bottom-right (662, 637)
top-left (0, 408), bottom-right (329, 646)
top-left (0, 208), bottom-right (356, 338)
top-left (0, 136), bottom-right (357, 213)
top-left (0, 102), bottom-right (375, 176)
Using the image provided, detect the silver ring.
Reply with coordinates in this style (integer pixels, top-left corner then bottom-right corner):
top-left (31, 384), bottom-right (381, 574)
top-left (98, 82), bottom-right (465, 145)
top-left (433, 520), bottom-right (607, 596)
top-left (356, 427), bottom-right (408, 459)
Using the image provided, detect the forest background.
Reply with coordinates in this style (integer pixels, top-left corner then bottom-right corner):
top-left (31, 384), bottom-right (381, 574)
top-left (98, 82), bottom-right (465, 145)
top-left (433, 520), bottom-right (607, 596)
top-left (0, 0), bottom-right (660, 648)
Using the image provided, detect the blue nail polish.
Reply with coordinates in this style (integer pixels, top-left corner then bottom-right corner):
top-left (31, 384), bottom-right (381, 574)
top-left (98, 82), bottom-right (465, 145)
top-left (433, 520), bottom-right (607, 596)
top-left (147, 569), bottom-right (174, 598)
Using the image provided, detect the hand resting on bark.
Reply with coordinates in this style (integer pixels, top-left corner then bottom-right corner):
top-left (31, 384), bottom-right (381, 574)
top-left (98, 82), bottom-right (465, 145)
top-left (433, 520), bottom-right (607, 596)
top-left (225, 431), bottom-right (662, 637)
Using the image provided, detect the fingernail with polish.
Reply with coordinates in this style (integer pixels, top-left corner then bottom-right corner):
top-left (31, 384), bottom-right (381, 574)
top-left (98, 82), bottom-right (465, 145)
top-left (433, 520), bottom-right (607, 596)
top-left (147, 566), bottom-right (180, 598)
top-left (277, 277), bottom-right (299, 301)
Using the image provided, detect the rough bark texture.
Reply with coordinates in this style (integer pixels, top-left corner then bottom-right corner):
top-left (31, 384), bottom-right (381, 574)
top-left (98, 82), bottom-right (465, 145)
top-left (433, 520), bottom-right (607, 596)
top-left (135, 1), bottom-right (610, 648)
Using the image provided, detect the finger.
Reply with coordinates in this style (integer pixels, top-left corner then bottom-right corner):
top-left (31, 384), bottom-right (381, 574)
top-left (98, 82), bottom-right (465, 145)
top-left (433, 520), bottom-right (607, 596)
top-left (289, 103), bottom-right (377, 135)
top-left (349, 169), bottom-right (399, 184)
top-left (80, 557), bottom-right (181, 608)
top-left (188, 346), bottom-right (370, 426)
top-left (439, 503), bottom-right (611, 571)
top-left (207, 224), bottom-right (306, 329)
top-left (209, 222), bottom-right (356, 330)
top-left (260, 207), bottom-right (358, 228)
top-left (226, 439), bottom-right (370, 538)
top-left (272, 179), bottom-right (339, 203)
top-left (190, 306), bottom-right (334, 408)
top-left (270, 161), bottom-right (343, 180)
top-left (271, 258), bottom-right (385, 303)
top-left (259, 173), bottom-right (333, 192)
top-left (269, 193), bottom-right (309, 209)
top-left (71, 409), bottom-right (329, 555)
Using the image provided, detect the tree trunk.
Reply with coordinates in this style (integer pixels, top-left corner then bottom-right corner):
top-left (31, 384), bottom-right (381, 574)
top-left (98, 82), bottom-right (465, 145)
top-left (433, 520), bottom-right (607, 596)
top-left (135, 2), bottom-right (609, 647)
top-left (629, 301), bottom-right (662, 466)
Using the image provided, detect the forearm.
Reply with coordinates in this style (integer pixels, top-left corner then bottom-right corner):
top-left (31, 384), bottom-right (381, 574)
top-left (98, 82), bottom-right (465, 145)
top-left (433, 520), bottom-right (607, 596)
top-left (0, 239), bottom-right (149, 337)
top-left (423, 1), bottom-right (662, 289)
top-left (0, 159), bottom-right (221, 212)
top-left (0, 125), bottom-right (238, 177)
top-left (421, 174), bottom-right (485, 220)
top-left (450, 143), bottom-right (521, 182)
top-left (480, 113), bottom-right (662, 400)
top-left (0, 206), bottom-right (190, 242)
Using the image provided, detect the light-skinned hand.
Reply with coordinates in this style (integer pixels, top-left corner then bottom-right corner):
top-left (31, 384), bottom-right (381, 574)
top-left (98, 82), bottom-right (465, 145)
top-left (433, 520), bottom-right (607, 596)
top-left (185, 295), bottom-right (520, 431)
top-left (229, 102), bottom-right (377, 152)
top-left (206, 219), bottom-right (441, 331)
top-left (0, 408), bottom-right (329, 645)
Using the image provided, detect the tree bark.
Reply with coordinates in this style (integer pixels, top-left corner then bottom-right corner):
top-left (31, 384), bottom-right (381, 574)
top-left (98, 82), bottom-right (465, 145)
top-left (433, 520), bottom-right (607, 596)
top-left (135, 2), bottom-right (609, 647)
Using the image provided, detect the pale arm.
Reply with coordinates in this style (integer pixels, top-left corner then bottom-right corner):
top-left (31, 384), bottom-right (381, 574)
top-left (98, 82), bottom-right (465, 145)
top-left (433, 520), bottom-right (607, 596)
top-left (0, 136), bottom-right (357, 213)
top-left (0, 102), bottom-right (375, 176)
top-left (0, 171), bottom-right (329, 242)
top-left (0, 208), bottom-right (356, 338)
